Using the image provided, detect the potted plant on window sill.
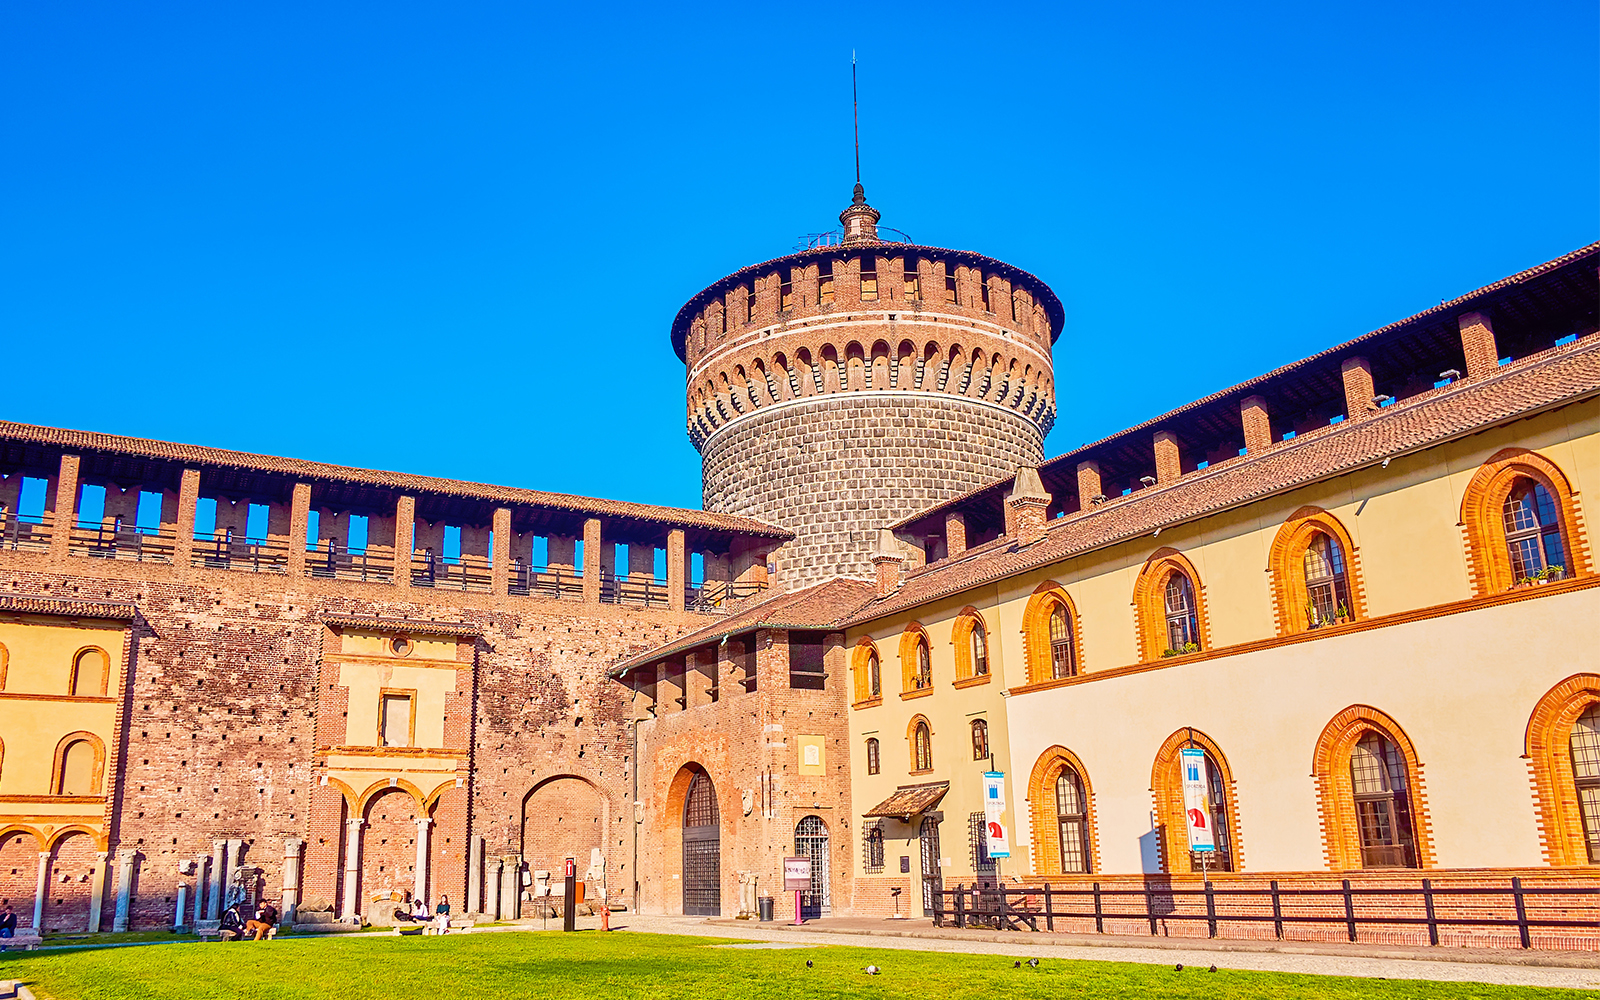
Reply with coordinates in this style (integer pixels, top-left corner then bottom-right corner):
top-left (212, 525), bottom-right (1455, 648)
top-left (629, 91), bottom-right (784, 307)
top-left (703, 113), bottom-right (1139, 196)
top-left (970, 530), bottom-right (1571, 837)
top-left (1334, 602), bottom-right (1351, 625)
top-left (1160, 642), bottom-right (1201, 658)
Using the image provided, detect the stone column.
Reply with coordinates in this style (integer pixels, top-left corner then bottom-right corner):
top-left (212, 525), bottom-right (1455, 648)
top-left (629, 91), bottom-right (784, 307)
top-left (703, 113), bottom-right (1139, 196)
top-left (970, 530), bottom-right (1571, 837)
top-left (227, 839), bottom-right (244, 906)
top-left (281, 838), bottom-right (304, 923)
top-left (467, 836), bottom-right (483, 914)
top-left (500, 857), bottom-right (520, 920)
top-left (491, 508), bottom-right (511, 595)
top-left (33, 851), bottom-right (49, 929)
top-left (413, 817), bottom-right (432, 904)
top-left (581, 518), bottom-right (602, 604)
top-left (393, 495), bottom-right (416, 591)
top-left (112, 848), bottom-right (137, 932)
top-left (174, 883), bottom-right (189, 931)
top-left (192, 857), bottom-right (207, 927)
top-left (174, 469), bottom-right (202, 572)
top-left (286, 483), bottom-right (311, 578)
top-left (486, 856), bottom-right (502, 919)
top-left (87, 851), bottom-right (109, 932)
top-left (666, 528), bottom-right (686, 612)
top-left (1459, 311), bottom-right (1500, 379)
top-left (206, 839), bottom-right (225, 920)
top-left (49, 454), bottom-right (82, 560)
top-left (341, 819), bottom-right (364, 922)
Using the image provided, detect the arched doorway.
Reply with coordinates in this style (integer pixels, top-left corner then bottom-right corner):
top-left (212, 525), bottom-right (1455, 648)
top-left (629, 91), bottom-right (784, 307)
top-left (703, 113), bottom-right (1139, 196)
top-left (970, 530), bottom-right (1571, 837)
top-left (793, 815), bottom-right (830, 919)
top-left (682, 771), bottom-right (720, 916)
top-left (521, 776), bottom-right (607, 878)
top-left (918, 816), bottom-right (942, 917)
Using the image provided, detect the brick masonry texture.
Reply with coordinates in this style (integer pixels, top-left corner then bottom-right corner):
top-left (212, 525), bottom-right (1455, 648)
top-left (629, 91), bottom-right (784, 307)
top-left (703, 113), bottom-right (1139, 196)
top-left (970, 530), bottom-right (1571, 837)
top-left (702, 396), bottom-right (1045, 586)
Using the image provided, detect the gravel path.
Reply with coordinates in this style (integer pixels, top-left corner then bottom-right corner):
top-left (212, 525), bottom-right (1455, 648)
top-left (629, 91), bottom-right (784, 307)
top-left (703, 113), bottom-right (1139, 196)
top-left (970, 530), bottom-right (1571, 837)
top-left (614, 914), bottom-right (1600, 991)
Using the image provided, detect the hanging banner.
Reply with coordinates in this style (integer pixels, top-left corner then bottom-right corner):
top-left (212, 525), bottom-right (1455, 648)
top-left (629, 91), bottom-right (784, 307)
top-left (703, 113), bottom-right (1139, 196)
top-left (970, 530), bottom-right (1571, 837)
top-left (981, 771), bottom-right (1011, 859)
top-left (1180, 748), bottom-right (1215, 852)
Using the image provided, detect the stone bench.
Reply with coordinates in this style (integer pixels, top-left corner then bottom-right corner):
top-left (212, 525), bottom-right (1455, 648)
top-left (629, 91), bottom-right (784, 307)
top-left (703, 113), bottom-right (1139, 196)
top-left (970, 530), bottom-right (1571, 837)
top-left (2, 930), bottom-right (43, 951)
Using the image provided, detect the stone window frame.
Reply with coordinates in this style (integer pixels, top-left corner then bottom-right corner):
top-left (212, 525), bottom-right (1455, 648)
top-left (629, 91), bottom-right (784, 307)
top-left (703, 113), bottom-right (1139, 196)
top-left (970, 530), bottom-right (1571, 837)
top-left (68, 645), bottom-right (111, 698)
top-left (1132, 548), bottom-right (1212, 662)
top-left (851, 638), bottom-right (883, 708)
top-left (1310, 705), bottom-right (1434, 871)
top-left (1267, 506), bottom-right (1368, 636)
top-left (1025, 745), bottom-right (1101, 877)
top-left (951, 607), bottom-right (992, 687)
top-left (1150, 727), bottom-right (1246, 875)
top-left (51, 731), bottom-right (106, 797)
top-left (1020, 581), bottom-right (1085, 685)
top-left (898, 623), bottom-right (935, 698)
top-left (1460, 447), bottom-right (1590, 595)
top-left (865, 737), bottom-right (880, 775)
top-left (908, 715), bottom-right (934, 774)
top-left (1525, 673), bottom-right (1600, 866)
top-left (970, 719), bottom-right (989, 761)
top-left (378, 687), bottom-right (419, 748)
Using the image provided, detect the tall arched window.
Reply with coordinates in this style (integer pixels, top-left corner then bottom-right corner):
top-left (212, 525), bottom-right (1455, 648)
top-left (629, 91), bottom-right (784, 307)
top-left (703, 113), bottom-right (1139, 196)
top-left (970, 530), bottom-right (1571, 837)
top-left (70, 648), bottom-right (108, 697)
top-left (54, 738), bottom-right (100, 796)
top-left (1049, 605), bottom-right (1075, 679)
top-left (912, 720), bottom-right (933, 772)
top-left (866, 738), bottom-right (880, 775)
top-left (1302, 533), bottom-right (1351, 626)
top-left (971, 719), bottom-right (989, 760)
top-left (899, 625), bottom-right (934, 694)
top-left (952, 609), bottom-right (991, 683)
top-left (1504, 479), bottom-right (1568, 581)
top-left (1349, 731), bottom-right (1418, 868)
top-left (852, 641), bottom-right (883, 705)
top-left (915, 639), bottom-right (932, 689)
top-left (1571, 704), bottom-right (1600, 863)
top-left (1460, 448), bottom-right (1588, 594)
top-left (1151, 729), bottom-right (1242, 874)
top-left (1055, 768), bottom-right (1091, 874)
top-left (867, 651), bottom-right (881, 698)
top-left (1164, 574), bottom-right (1199, 652)
top-left (970, 622), bottom-right (988, 677)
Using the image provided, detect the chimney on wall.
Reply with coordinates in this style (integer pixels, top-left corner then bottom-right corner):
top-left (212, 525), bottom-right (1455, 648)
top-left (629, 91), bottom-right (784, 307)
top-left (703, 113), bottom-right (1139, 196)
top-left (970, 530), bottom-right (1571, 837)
top-left (870, 528), bottom-right (905, 597)
top-left (1005, 466), bottom-right (1053, 546)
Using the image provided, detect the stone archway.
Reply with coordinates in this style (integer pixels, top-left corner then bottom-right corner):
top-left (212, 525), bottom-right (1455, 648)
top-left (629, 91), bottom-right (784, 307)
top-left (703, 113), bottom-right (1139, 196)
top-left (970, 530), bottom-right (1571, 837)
top-left (521, 776), bottom-right (608, 886)
top-left (43, 832), bottom-right (98, 931)
top-left (362, 788), bottom-right (424, 920)
top-left (0, 830), bottom-right (42, 927)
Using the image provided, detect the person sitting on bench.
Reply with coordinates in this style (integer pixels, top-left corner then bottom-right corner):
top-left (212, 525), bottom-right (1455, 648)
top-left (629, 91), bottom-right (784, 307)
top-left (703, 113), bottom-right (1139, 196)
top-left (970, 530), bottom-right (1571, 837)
top-left (245, 901), bottom-right (278, 941)
top-left (219, 903), bottom-right (247, 942)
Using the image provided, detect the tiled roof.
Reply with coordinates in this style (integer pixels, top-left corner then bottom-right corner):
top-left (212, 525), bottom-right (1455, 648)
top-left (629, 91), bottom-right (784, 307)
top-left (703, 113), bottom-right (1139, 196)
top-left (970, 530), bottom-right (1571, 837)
top-left (321, 614), bottom-right (483, 638)
top-left (0, 595), bottom-right (138, 621)
top-left (849, 337), bottom-right (1600, 626)
top-left (862, 781), bottom-right (949, 820)
top-left (0, 421), bottom-right (791, 539)
top-left (893, 241), bottom-right (1600, 531)
top-left (610, 577), bottom-right (876, 677)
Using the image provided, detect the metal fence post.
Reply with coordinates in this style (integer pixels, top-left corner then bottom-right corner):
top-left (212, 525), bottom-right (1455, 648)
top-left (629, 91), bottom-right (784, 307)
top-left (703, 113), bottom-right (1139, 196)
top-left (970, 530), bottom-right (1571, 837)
top-left (1270, 879), bottom-right (1284, 940)
top-left (1512, 877), bottom-right (1531, 949)
top-left (1342, 879), bottom-right (1357, 943)
top-left (1043, 883), bottom-right (1053, 932)
top-left (954, 885), bottom-right (964, 929)
top-left (1093, 882), bottom-right (1104, 935)
top-left (1422, 878), bottom-right (1438, 946)
top-left (1146, 883), bottom-right (1158, 936)
top-left (1204, 880), bottom-right (1217, 938)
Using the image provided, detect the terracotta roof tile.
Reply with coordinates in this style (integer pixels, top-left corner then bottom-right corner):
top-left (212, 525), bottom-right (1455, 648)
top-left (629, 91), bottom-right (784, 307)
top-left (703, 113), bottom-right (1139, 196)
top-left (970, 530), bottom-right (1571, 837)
top-left (0, 595), bottom-right (138, 621)
top-left (0, 421), bottom-right (791, 539)
top-left (611, 577), bottom-right (876, 676)
top-left (862, 781), bottom-right (950, 820)
top-left (851, 337), bottom-right (1600, 626)
top-left (321, 614), bottom-right (483, 638)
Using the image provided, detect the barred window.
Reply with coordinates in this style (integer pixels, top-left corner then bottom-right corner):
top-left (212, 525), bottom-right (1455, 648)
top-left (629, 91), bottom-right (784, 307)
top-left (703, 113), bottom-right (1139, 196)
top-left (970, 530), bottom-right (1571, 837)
top-left (862, 820), bottom-right (886, 873)
top-left (1570, 704), bottom-right (1600, 864)
top-left (968, 812), bottom-right (996, 883)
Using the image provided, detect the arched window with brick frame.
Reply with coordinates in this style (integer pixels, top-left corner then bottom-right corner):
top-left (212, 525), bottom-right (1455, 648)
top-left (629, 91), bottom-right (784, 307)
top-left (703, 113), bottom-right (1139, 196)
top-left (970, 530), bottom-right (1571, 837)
top-left (1132, 548), bottom-right (1211, 661)
top-left (1525, 674), bottom-right (1600, 866)
top-left (951, 608), bottom-right (991, 683)
top-left (1460, 447), bottom-right (1589, 595)
top-left (1311, 706), bottom-right (1432, 870)
top-left (899, 624), bottom-right (934, 693)
top-left (851, 639), bottom-right (883, 705)
top-left (1151, 728), bottom-right (1243, 874)
top-left (1267, 507), bottom-right (1367, 635)
top-left (51, 732), bottom-right (106, 797)
top-left (908, 716), bottom-right (933, 773)
top-left (1020, 582), bottom-right (1083, 684)
top-left (69, 646), bottom-right (110, 697)
top-left (1026, 746), bottom-right (1099, 875)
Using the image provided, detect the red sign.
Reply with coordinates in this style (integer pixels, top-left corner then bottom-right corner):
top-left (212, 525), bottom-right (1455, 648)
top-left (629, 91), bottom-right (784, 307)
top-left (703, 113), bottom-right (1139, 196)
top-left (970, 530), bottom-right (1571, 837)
top-left (565, 857), bottom-right (575, 878)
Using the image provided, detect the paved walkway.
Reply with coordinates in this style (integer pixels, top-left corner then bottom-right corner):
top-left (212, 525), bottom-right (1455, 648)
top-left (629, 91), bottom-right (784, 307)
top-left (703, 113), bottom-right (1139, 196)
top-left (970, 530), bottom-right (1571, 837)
top-left (611, 913), bottom-right (1600, 990)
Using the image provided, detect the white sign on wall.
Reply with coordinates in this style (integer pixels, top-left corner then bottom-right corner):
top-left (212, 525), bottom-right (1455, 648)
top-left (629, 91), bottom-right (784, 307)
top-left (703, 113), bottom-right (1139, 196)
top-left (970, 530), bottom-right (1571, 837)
top-left (981, 771), bottom-right (1011, 859)
top-left (1180, 748), bottom-right (1215, 852)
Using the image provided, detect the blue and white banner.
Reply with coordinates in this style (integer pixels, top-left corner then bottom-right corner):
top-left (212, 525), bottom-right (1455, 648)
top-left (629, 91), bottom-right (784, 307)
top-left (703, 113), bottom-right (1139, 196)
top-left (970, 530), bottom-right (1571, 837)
top-left (1180, 748), bottom-right (1215, 852)
top-left (982, 771), bottom-right (1010, 858)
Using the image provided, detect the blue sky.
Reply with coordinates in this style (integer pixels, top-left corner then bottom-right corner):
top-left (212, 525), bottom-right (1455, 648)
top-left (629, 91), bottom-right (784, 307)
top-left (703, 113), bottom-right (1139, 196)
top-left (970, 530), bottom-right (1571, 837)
top-left (2, 1), bottom-right (1594, 511)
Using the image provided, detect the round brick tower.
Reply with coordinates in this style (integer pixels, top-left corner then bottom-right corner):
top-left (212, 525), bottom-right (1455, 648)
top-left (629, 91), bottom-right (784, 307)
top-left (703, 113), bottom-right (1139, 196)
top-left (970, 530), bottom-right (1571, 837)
top-left (671, 185), bottom-right (1063, 586)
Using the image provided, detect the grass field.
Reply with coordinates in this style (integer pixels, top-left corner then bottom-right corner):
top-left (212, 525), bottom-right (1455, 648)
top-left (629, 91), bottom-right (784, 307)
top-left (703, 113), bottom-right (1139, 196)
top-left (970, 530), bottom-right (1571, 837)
top-left (2, 930), bottom-right (1589, 1000)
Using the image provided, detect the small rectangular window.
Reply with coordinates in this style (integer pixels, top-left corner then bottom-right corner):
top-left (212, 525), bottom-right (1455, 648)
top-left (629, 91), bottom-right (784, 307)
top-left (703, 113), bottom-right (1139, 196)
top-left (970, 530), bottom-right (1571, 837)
top-left (136, 491), bottom-right (164, 535)
top-left (980, 277), bottom-right (992, 312)
top-left (944, 266), bottom-right (958, 303)
top-left (860, 266), bottom-right (879, 301)
top-left (904, 259), bottom-right (920, 300)
top-left (780, 271), bottom-right (794, 312)
top-left (380, 693), bottom-right (413, 747)
top-left (818, 260), bottom-right (834, 305)
top-left (746, 286), bottom-right (757, 322)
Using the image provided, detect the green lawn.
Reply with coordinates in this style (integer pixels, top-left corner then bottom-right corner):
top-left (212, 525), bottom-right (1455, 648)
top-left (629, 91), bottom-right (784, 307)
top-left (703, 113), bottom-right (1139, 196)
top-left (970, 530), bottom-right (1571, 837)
top-left (1, 930), bottom-right (1587, 1000)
